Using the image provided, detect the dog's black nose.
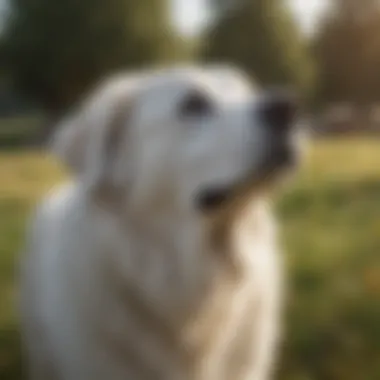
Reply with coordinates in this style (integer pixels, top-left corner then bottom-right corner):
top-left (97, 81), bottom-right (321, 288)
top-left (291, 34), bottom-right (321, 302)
top-left (259, 90), bottom-right (300, 133)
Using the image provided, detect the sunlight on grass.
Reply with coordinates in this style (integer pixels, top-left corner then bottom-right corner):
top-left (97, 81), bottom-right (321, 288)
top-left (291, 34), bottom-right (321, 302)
top-left (0, 151), bottom-right (65, 201)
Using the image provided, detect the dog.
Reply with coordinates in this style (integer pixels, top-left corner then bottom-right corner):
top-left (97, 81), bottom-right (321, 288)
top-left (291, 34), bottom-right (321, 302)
top-left (19, 65), bottom-right (303, 380)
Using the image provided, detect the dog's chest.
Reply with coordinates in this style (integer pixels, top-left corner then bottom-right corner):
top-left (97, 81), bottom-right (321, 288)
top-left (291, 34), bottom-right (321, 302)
top-left (86, 240), bottom-right (278, 380)
top-left (82, 209), bottom-right (280, 379)
top-left (92, 272), bottom-right (263, 379)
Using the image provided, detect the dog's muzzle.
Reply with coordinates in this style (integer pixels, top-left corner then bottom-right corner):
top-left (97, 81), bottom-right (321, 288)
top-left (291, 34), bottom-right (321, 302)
top-left (197, 90), bottom-right (302, 213)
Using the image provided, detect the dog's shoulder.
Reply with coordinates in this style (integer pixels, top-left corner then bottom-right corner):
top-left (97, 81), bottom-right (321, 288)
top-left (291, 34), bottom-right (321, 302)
top-left (23, 182), bottom-right (86, 265)
top-left (36, 182), bottom-right (81, 228)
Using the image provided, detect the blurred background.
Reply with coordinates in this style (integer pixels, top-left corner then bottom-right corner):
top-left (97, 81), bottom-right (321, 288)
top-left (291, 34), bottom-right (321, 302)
top-left (1, 0), bottom-right (380, 379)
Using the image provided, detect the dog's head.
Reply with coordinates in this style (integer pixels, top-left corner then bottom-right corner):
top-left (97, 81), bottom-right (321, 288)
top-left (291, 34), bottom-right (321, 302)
top-left (53, 66), bottom-right (304, 214)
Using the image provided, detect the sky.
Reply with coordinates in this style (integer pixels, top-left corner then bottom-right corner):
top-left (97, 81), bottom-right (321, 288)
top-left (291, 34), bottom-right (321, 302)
top-left (174, 0), bottom-right (330, 36)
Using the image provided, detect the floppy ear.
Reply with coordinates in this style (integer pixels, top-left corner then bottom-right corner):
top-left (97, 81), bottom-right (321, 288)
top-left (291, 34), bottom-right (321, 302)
top-left (51, 80), bottom-right (136, 189)
top-left (51, 111), bottom-right (88, 175)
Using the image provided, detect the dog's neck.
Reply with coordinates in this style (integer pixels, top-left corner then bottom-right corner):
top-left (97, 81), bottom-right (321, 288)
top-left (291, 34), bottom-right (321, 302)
top-left (90, 185), bottom-right (275, 315)
top-left (93, 183), bottom-right (274, 253)
top-left (87, 186), bottom-right (278, 375)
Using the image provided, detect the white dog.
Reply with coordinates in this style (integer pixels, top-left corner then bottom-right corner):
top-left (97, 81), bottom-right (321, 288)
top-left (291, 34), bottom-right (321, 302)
top-left (19, 65), bottom-right (302, 380)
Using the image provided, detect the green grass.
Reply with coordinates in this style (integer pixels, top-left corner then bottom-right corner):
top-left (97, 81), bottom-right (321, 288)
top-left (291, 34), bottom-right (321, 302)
top-left (277, 139), bottom-right (380, 380)
top-left (0, 152), bottom-right (63, 379)
top-left (0, 116), bottom-right (44, 148)
top-left (1, 138), bottom-right (380, 379)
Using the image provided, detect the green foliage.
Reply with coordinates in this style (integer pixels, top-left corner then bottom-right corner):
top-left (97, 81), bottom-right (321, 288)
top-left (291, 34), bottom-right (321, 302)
top-left (202, 0), bottom-right (314, 95)
top-left (313, 0), bottom-right (380, 105)
top-left (2, 0), bottom-right (181, 114)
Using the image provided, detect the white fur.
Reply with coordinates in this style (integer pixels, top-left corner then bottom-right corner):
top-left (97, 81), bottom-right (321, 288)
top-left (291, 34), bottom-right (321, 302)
top-left (20, 65), bottom-right (294, 380)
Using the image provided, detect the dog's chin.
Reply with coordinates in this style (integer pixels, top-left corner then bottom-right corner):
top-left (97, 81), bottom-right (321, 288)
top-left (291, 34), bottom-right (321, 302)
top-left (197, 155), bottom-right (298, 213)
top-left (256, 150), bottom-right (298, 186)
top-left (196, 187), bottom-right (235, 212)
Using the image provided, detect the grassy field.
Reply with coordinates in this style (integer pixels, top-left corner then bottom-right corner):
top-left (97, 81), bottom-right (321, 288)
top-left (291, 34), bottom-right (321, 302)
top-left (0, 116), bottom-right (44, 149)
top-left (1, 139), bottom-right (380, 379)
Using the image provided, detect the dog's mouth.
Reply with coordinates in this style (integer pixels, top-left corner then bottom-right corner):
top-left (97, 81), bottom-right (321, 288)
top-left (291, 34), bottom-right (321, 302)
top-left (196, 187), bottom-right (234, 212)
top-left (257, 141), bottom-right (298, 177)
top-left (197, 146), bottom-right (298, 213)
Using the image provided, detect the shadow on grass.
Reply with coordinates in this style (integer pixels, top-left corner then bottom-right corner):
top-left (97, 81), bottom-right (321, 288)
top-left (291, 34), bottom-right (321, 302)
top-left (0, 327), bottom-right (22, 380)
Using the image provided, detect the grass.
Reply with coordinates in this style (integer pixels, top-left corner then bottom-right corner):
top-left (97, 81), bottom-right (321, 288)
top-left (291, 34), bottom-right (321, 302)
top-left (0, 116), bottom-right (45, 148)
top-left (0, 152), bottom-right (63, 379)
top-left (1, 138), bottom-right (380, 379)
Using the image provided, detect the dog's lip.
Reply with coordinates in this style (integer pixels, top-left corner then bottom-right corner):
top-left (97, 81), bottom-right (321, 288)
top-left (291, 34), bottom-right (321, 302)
top-left (258, 149), bottom-right (297, 176)
top-left (196, 187), bottom-right (234, 212)
top-left (196, 178), bottom-right (263, 212)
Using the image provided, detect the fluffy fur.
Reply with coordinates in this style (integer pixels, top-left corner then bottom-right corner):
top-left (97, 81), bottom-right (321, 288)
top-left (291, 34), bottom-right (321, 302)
top-left (19, 65), bottom-right (300, 380)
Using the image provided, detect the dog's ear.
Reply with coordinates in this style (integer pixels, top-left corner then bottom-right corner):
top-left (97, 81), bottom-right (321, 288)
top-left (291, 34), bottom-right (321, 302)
top-left (52, 111), bottom-right (88, 175)
top-left (51, 80), bottom-right (136, 189)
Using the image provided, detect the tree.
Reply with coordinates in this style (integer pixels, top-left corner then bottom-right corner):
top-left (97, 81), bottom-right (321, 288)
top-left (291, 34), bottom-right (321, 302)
top-left (2, 0), bottom-right (181, 131)
top-left (313, 0), bottom-right (380, 106)
top-left (202, 0), bottom-right (314, 95)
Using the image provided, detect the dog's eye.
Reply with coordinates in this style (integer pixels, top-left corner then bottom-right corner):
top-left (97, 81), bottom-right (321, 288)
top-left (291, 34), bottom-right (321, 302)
top-left (178, 91), bottom-right (214, 120)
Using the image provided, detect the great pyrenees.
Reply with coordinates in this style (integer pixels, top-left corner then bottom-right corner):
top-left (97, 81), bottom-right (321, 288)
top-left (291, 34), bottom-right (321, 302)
top-left (20, 65), bottom-right (303, 380)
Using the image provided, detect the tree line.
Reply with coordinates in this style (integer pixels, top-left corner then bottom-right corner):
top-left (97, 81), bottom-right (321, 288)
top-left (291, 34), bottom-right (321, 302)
top-left (1, 0), bottom-right (380, 128)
